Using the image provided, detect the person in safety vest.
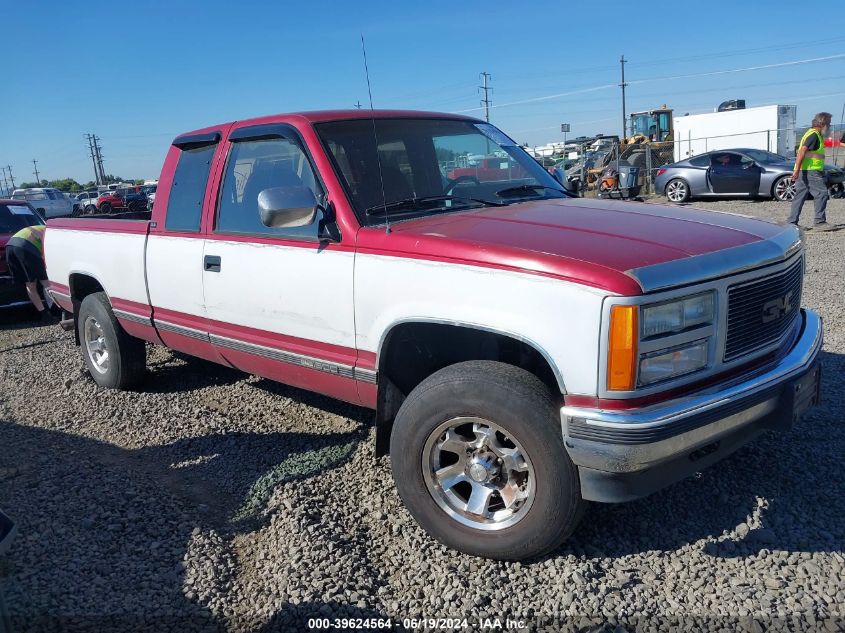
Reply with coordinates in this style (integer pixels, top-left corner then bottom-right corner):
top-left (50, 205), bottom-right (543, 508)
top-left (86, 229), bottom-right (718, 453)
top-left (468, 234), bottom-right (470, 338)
top-left (788, 112), bottom-right (834, 231)
top-left (5, 223), bottom-right (56, 320)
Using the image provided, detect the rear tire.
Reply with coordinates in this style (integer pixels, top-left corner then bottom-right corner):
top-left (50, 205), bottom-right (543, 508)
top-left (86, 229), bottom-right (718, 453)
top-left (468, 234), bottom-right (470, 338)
top-left (390, 361), bottom-right (583, 560)
top-left (773, 175), bottom-right (796, 202)
top-left (665, 178), bottom-right (690, 203)
top-left (77, 292), bottom-right (145, 389)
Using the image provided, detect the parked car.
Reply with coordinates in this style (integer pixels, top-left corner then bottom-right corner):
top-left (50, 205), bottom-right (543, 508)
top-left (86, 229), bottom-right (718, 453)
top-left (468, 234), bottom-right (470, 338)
top-left (115, 187), bottom-right (148, 211)
top-left (45, 110), bottom-right (821, 560)
top-left (140, 184), bottom-right (157, 210)
top-left (655, 148), bottom-right (845, 203)
top-left (95, 191), bottom-right (124, 213)
top-left (64, 192), bottom-right (82, 216)
top-left (75, 191), bottom-right (99, 215)
top-left (0, 199), bottom-right (44, 309)
top-left (10, 187), bottom-right (73, 218)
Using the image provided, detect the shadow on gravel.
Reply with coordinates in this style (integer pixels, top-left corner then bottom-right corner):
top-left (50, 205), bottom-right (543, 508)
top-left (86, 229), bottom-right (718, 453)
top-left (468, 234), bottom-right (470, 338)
top-left (546, 349), bottom-right (844, 562)
top-left (0, 308), bottom-right (43, 331)
top-left (0, 418), bottom-right (368, 630)
top-left (139, 354), bottom-right (245, 394)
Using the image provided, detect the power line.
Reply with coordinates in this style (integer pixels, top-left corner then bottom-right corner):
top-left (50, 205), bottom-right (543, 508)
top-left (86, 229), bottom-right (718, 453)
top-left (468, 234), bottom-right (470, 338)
top-left (479, 72), bottom-right (492, 122)
top-left (32, 159), bottom-right (41, 185)
top-left (1, 167), bottom-right (9, 194)
top-left (629, 53), bottom-right (845, 85)
top-left (454, 52), bottom-right (845, 114)
top-left (5, 165), bottom-right (15, 189)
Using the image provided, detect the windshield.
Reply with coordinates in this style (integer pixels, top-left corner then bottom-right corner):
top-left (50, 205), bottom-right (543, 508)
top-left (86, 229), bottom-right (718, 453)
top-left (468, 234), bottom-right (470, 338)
top-left (316, 118), bottom-right (567, 225)
top-left (630, 112), bottom-right (670, 141)
top-left (744, 149), bottom-right (788, 163)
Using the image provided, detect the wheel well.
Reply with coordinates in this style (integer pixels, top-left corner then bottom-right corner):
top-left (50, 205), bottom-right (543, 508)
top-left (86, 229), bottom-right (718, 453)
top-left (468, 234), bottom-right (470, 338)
top-left (69, 273), bottom-right (104, 304)
top-left (68, 274), bottom-right (105, 345)
top-left (374, 322), bottom-right (562, 456)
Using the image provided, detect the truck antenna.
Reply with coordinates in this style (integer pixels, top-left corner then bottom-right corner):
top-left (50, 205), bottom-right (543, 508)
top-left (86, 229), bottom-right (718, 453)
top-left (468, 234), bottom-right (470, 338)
top-left (361, 34), bottom-right (390, 234)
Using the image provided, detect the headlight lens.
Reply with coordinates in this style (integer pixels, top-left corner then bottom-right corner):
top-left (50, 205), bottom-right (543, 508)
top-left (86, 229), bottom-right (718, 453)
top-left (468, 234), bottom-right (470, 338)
top-left (641, 292), bottom-right (714, 337)
top-left (639, 339), bottom-right (709, 386)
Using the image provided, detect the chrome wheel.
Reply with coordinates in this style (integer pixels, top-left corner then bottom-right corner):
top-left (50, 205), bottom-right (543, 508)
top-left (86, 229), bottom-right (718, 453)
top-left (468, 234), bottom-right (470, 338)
top-left (775, 177), bottom-right (796, 201)
top-left (84, 316), bottom-right (110, 374)
top-left (422, 417), bottom-right (535, 531)
top-left (666, 180), bottom-right (688, 202)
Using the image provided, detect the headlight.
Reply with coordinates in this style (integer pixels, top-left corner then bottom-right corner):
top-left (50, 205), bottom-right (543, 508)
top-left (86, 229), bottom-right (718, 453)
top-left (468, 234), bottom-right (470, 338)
top-left (607, 291), bottom-right (716, 391)
top-left (641, 292), bottom-right (714, 338)
top-left (638, 339), bottom-right (708, 386)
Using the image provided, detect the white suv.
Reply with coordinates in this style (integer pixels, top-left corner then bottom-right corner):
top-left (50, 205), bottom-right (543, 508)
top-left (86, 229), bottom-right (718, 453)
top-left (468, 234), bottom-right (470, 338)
top-left (10, 188), bottom-right (73, 218)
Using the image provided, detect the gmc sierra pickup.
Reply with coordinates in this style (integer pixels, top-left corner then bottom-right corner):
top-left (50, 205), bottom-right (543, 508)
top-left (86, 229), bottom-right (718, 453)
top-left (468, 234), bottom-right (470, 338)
top-left (45, 110), bottom-right (822, 560)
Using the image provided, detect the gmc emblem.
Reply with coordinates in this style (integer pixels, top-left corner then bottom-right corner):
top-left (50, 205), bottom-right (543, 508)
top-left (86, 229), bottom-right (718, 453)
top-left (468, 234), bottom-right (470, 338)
top-left (762, 291), bottom-right (793, 323)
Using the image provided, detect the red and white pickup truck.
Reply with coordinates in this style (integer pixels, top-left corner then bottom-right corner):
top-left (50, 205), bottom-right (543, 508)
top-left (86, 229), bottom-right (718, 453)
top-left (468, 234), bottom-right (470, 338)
top-left (45, 110), bottom-right (822, 560)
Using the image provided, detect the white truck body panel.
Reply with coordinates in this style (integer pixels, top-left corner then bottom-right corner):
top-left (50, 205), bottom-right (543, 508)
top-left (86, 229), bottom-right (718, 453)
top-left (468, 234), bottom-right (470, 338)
top-left (146, 235), bottom-right (206, 318)
top-left (44, 228), bottom-right (149, 305)
top-left (673, 105), bottom-right (797, 162)
top-left (201, 240), bottom-right (356, 348)
top-left (353, 254), bottom-right (607, 395)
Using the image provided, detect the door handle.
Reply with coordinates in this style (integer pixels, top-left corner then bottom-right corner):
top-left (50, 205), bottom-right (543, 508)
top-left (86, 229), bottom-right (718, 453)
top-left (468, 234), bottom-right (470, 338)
top-left (204, 255), bottom-right (221, 273)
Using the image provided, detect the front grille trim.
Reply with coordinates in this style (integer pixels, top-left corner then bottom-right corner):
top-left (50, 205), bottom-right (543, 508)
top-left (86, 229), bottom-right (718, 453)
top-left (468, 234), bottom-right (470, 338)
top-left (723, 257), bottom-right (803, 362)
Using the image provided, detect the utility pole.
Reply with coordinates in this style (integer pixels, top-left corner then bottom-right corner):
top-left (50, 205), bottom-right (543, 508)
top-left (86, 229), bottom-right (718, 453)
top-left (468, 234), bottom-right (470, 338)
top-left (32, 159), bottom-right (41, 185)
top-left (93, 135), bottom-right (106, 184)
top-left (354, 100), bottom-right (362, 109)
top-left (479, 72), bottom-right (492, 123)
top-left (5, 165), bottom-right (15, 189)
top-left (85, 134), bottom-right (100, 185)
top-left (619, 55), bottom-right (628, 139)
top-left (1, 167), bottom-right (9, 195)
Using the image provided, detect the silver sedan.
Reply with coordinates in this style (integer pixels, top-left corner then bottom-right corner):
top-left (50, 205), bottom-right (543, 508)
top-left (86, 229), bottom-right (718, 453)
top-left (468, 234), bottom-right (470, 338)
top-left (654, 148), bottom-right (844, 203)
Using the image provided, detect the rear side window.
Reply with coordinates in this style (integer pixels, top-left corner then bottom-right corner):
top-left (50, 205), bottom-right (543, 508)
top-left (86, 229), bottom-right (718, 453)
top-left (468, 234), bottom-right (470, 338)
top-left (689, 155), bottom-right (710, 167)
top-left (0, 204), bottom-right (43, 233)
top-left (165, 143), bottom-right (217, 232)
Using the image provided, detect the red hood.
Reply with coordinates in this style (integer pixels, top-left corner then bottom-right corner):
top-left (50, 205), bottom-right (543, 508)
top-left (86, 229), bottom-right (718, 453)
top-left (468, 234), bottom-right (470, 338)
top-left (355, 198), bottom-right (793, 295)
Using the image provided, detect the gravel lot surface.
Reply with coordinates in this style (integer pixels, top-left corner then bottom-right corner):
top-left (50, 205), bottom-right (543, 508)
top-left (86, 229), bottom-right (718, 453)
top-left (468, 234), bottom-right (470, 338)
top-left (0, 198), bottom-right (843, 632)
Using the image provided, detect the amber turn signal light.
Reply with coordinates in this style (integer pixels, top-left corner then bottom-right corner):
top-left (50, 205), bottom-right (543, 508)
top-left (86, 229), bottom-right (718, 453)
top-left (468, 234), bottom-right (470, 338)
top-left (608, 305), bottom-right (638, 391)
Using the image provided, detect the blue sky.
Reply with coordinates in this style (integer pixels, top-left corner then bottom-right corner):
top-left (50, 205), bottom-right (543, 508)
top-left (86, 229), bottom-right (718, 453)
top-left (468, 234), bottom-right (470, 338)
top-left (2, 0), bottom-right (844, 185)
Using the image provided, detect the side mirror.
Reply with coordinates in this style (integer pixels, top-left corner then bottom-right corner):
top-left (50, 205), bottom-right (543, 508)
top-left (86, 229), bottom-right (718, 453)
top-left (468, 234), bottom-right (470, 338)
top-left (551, 167), bottom-right (565, 184)
top-left (258, 186), bottom-right (318, 228)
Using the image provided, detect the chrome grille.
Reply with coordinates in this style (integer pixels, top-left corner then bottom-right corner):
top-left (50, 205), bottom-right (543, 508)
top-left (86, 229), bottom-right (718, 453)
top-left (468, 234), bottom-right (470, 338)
top-left (724, 257), bottom-right (803, 361)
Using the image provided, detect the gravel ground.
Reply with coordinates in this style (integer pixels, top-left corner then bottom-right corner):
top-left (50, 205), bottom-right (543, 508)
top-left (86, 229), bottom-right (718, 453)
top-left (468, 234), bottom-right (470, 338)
top-left (0, 198), bottom-right (843, 632)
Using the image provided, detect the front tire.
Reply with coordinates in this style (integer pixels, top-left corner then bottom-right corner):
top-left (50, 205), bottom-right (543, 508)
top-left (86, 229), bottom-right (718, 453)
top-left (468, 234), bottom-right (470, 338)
top-left (390, 361), bottom-right (583, 560)
top-left (78, 292), bottom-right (145, 389)
top-left (99, 202), bottom-right (112, 214)
top-left (665, 178), bottom-right (690, 203)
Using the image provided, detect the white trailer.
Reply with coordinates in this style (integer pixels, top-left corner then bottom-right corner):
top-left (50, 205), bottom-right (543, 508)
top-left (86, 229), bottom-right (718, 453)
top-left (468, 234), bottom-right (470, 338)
top-left (673, 105), bottom-right (797, 162)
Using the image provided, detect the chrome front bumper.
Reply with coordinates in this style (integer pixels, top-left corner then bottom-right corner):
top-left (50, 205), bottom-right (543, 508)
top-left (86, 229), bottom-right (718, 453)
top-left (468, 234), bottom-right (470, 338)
top-left (561, 309), bottom-right (823, 502)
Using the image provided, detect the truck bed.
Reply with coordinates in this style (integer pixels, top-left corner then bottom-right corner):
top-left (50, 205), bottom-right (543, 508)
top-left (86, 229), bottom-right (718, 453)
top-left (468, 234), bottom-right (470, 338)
top-left (46, 215), bottom-right (153, 315)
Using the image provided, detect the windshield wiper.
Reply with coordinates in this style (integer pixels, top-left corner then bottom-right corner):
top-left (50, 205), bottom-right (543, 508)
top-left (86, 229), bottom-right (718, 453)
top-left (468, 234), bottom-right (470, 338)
top-left (365, 194), bottom-right (503, 217)
top-left (495, 184), bottom-right (567, 198)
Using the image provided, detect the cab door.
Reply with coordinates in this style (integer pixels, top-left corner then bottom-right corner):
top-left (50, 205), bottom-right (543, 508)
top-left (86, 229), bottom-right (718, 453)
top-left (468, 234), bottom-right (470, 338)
top-left (200, 123), bottom-right (359, 404)
top-left (708, 152), bottom-right (761, 195)
top-left (146, 131), bottom-right (227, 363)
